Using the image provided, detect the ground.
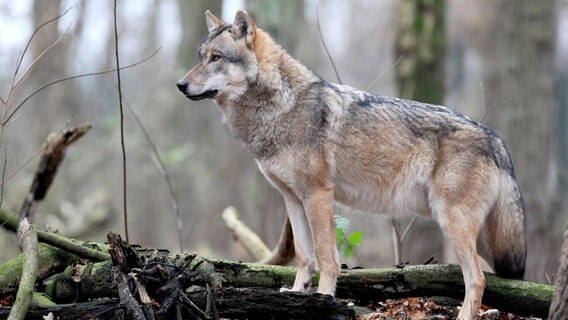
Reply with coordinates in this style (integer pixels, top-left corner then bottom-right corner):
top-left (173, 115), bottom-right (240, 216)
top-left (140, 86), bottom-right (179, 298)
top-left (357, 297), bottom-right (541, 320)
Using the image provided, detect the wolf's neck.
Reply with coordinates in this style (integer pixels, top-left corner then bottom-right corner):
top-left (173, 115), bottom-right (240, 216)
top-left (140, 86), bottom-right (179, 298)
top-left (242, 29), bottom-right (318, 109)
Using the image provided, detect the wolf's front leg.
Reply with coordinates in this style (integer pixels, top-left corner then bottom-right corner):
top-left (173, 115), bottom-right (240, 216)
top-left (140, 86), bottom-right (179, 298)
top-left (280, 192), bottom-right (317, 292)
top-left (304, 185), bottom-right (340, 296)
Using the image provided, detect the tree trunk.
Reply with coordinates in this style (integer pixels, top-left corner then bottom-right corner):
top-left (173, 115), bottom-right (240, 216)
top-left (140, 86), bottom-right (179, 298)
top-left (481, 0), bottom-right (557, 282)
top-left (395, 0), bottom-right (447, 264)
top-left (549, 227), bottom-right (568, 319)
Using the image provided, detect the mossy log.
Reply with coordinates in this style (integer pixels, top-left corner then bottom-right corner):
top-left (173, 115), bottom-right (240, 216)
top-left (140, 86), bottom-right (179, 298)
top-left (42, 254), bottom-right (552, 318)
top-left (0, 225), bottom-right (553, 318)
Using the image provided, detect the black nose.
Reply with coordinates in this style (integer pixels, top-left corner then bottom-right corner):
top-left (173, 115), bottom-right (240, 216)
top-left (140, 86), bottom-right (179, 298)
top-left (176, 79), bottom-right (188, 92)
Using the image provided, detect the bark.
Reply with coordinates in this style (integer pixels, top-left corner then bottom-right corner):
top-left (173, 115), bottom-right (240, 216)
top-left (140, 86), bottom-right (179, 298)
top-left (549, 227), bottom-right (568, 319)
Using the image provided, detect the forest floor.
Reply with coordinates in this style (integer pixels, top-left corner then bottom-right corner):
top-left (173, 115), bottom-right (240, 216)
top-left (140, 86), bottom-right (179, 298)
top-left (357, 297), bottom-right (541, 320)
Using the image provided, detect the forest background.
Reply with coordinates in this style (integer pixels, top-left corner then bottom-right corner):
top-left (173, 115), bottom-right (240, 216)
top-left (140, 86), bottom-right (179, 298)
top-left (0, 0), bottom-right (567, 286)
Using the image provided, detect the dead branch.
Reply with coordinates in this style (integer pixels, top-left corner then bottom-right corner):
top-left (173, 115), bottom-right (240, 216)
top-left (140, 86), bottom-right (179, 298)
top-left (222, 206), bottom-right (294, 265)
top-left (8, 219), bottom-right (38, 320)
top-left (19, 123), bottom-right (91, 222)
top-left (2, 48), bottom-right (160, 126)
top-left (316, 6), bottom-right (342, 85)
top-left (259, 216), bottom-right (295, 265)
top-left (113, 0), bottom-right (129, 243)
top-left (222, 206), bottom-right (271, 261)
top-left (0, 207), bottom-right (110, 262)
top-left (127, 104), bottom-right (182, 251)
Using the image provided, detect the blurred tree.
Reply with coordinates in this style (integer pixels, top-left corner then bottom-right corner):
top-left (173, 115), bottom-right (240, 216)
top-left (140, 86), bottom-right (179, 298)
top-left (245, 0), bottom-right (304, 53)
top-left (174, 0), bottom-right (225, 250)
top-left (549, 225), bottom-right (568, 318)
top-left (176, 0), bottom-right (222, 68)
top-left (395, 0), bottom-right (446, 264)
top-left (482, 0), bottom-right (557, 282)
top-left (396, 0), bottom-right (445, 104)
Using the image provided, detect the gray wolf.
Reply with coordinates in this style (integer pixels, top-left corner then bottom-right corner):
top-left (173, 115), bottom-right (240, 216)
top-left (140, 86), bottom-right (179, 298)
top-left (176, 10), bottom-right (526, 320)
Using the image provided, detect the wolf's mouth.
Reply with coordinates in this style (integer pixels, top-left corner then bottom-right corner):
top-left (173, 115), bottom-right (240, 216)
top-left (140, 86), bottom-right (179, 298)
top-left (187, 90), bottom-right (218, 101)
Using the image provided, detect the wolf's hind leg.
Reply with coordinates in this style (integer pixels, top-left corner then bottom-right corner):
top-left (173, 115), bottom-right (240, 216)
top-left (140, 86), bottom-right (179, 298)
top-left (434, 204), bottom-right (485, 320)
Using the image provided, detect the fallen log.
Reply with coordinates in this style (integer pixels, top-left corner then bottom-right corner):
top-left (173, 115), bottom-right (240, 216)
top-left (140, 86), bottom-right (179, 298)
top-left (44, 252), bottom-right (552, 318)
top-left (0, 244), bottom-right (80, 298)
top-left (0, 288), bottom-right (356, 320)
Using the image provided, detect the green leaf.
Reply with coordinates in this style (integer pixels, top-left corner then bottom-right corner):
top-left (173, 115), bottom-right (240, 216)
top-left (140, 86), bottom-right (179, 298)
top-left (343, 246), bottom-right (354, 258)
top-left (335, 228), bottom-right (345, 246)
top-left (347, 231), bottom-right (363, 246)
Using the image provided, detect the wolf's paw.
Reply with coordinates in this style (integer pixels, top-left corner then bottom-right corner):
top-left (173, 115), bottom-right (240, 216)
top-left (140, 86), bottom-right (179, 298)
top-left (279, 287), bottom-right (293, 293)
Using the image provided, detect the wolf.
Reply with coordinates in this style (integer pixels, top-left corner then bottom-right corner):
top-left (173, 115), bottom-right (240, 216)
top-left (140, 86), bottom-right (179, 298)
top-left (176, 10), bottom-right (527, 320)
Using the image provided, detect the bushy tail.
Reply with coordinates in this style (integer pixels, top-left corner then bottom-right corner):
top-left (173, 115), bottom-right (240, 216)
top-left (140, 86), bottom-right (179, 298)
top-left (483, 172), bottom-right (527, 279)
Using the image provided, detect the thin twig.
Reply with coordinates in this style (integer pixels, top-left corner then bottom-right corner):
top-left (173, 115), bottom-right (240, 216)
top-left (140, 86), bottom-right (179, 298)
top-left (1, 7), bottom-right (72, 144)
top-left (316, 6), bottom-right (342, 85)
top-left (12, 23), bottom-right (72, 91)
top-left (179, 289), bottom-right (211, 319)
top-left (12, 7), bottom-right (72, 85)
top-left (390, 217), bottom-right (401, 264)
top-left (0, 117), bottom-right (74, 188)
top-left (0, 149), bottom-right (6, 208)
top-left (2, 48), bottom-right (160, 127)
top-left (479, 80), bottom-right (495, 123)
top-left (114, 0), bottom-right (129, 242)
top-left (400, 215), bottom-right (417, 242)
top-left (127, 104), bottom-right (182, 251)
top-left (365, 55), bottom-right (404, 92)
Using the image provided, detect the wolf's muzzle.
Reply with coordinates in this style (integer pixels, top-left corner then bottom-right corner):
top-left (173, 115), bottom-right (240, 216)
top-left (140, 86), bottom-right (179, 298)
top-left (176, 79), bottom-right (218, 101)
top-left (176, 79), bottom-right (189, 92)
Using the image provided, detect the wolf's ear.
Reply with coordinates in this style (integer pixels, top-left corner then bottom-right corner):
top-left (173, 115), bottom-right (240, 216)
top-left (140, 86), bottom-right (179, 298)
top-left (231, 10), bottom-right (256, 48)
top-left (205, 10), bottom-right (224, 32)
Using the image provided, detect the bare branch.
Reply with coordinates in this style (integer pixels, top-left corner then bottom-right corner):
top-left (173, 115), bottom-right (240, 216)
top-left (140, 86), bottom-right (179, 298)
top-left (316, 6), bottom-right (342, 85)
top-left (8, 219), bottom-right (38, 320)
top-left (0, 117), bottom-right (74, 188)
top-left (390, 217), bottom-right (401, 264)
top-left (12, 7), bottom-right (72, 83)
top-left (114, 0), bottom-right (129, 242)
top-left (19, 124), bottom-right (91, 223)
top-left (2, 48), bottom-right (160, 126)
top-left (365, 55), bottom-right (404, 92)
top-left (12, 23), bottom-right (73, 91)
top-left (479, 81), bottom-right (495, 123)
top-left (126, 104), bottom-right (182, 251)
top-left (400, 215), bottom-right (417, 242)
top-left (0, 149), bottom-right (6, 208)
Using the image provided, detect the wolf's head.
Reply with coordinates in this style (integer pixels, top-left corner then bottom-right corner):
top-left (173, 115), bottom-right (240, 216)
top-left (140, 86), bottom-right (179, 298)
top-left (176, 10), bottom-right (260, 102)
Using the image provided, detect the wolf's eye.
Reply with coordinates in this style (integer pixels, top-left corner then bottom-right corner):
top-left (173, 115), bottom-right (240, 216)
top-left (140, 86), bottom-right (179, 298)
top-left (211, 54), bottom-right (221, 62)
